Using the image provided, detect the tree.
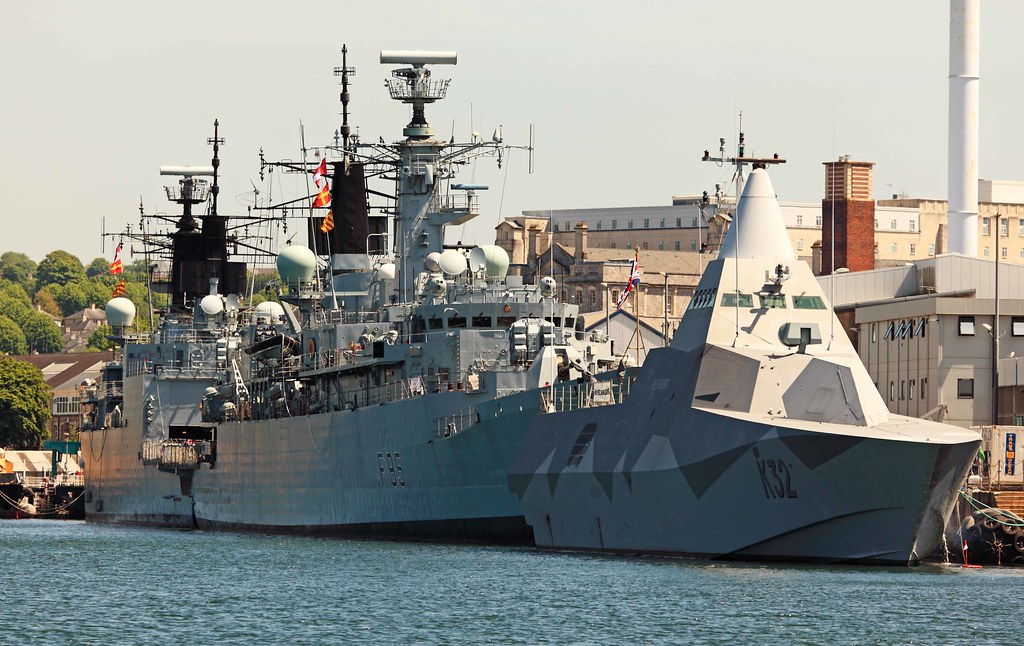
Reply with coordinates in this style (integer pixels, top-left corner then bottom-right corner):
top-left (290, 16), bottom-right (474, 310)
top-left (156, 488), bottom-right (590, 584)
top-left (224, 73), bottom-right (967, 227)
top-left (43, 282), bottom-right (89, 317)
top-left (22, 311), bottom-right (63, 353)
top-left (0, 315), bottom-right (27, 355)
top-left (86, 324), bottom-right (115, 351)
top-left (33, 290), bottom-right (61, 318)
top-left (85, 257), bottom-right (110, 279)
top-left (35, 250), bottom-right (86, 289)
top-left (0, 292), bottom-right (33, 327)
top-left (0, 252), bottom-right (36, 290)
top-left (0, 357), bottom-right (51, 449)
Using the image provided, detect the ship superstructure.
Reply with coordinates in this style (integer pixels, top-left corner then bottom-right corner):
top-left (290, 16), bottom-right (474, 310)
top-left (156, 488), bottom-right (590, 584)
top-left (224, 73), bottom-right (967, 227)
top-left (80, 49), bottom-right (627, 538)
top-left (508, 166), bottom-right (981, 564)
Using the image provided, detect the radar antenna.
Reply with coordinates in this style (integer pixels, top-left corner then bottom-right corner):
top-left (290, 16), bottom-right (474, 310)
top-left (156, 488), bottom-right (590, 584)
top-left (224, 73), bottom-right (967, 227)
top-left (333, 44), bottom-right (356, 149)
top-left (380, 50), bottom-right (457, 139)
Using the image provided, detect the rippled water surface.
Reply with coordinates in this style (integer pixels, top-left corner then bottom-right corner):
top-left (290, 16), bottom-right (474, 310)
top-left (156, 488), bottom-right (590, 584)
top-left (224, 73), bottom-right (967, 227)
top-left (3, 520), bottom-right (1022, 644)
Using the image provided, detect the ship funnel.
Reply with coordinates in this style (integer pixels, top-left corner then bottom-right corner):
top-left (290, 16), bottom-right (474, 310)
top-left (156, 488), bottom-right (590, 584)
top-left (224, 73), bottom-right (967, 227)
top-left (717, 168), bottom-right (795, 260)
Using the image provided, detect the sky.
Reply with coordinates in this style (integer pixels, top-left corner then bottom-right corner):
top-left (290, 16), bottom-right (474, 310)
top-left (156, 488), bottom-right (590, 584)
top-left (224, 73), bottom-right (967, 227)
top-left (3, 1), bottom-right (1024, 265)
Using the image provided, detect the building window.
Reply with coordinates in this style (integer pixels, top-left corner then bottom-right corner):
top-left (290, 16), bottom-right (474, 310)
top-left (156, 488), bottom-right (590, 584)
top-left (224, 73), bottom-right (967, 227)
top-left (610, 242), bottom-right (617, 249)
top-left (53, 396), bottom-right (79, 415)
top-left (1003, 247), bottom-right (1009, 259)
top-left (1019, 218), bottom-right (1024, 237)
top-left (596, 221), bottom-right (602, 230)
top-left (552, 222), bottom-right (559, 232)
top-left (675, 241), bottom-right (681, 251)
top-left (643, 219), bottom-right (650, 229)
top-left (628, 219), bottom-right (634, 229)
top-left (797, 239), bottom-right (804, 251)
top-left (691, 217), bottom-right (698, 227)
top-left (891, 243), bottom-right (898, 253)
top-left (611, 219), bottom-right (617, 229)
top-left (957, 378), bottom-right (974, 399)
top-left (611, 289), bottom-right (619, 303)
top-left (871, 323), bottom-right (877, 343)
top-left (900, 380), bottom-right (905, 401)
top-left (1012, 316), bottom-right (1024, 336)
top-left (642, 242), bottom-right (649, 250)
top-left (503, 231), bottom-right (509, 241)
top-left (920, 377), bottom-right (927, 399)
top-left (889, 381), bottom-right (895, 401)
top-left (983, 217), bottom-right (990, 236)
top-left (983, 247), bottom-right (990, 257)
top-left (909, 243), bottom-right (916, 255)
top-left (909, 220), bottom-right (916, 232)
top-left (676, 218), bottom-right (682, 227)
top-left (874, 219), bottom-right (879, 229)
top-left (589, 288), bottom-right (597, 308)
top-left (909, 379), bottom-right (915, 400)
top-left (958, 316), bottom-right (975, 336)
top-left (660, 218), bottom-right (665, 228)
top-left (890, 219), bottom-right (897, 230)
top-left (1001, 218), bottom-right (1009, 237)
top-left (815, 215), bottom-right (822, 227)
top-left (797, 215), bottom-right (804, 226)
top-left (929, 244), bottom-right (935, 255)
top-left (658, 242), bottom-right (664, 251)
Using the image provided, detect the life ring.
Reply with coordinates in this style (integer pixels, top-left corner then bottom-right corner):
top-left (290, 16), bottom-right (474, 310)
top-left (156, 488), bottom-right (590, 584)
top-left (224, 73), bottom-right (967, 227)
top-left (503, 305), bottom-right (511, 313)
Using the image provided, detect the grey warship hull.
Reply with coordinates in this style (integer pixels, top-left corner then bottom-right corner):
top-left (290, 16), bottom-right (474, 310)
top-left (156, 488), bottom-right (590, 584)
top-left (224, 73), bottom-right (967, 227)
top-left (509, 348), bottom-right (979, 564)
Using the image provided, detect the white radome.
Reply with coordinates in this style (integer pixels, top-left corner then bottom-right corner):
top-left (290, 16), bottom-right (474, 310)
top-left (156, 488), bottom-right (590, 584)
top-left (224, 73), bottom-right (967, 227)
top-left (277, 245), bottom-right (317, 282)
top-left (105, 297), bottom-right (137, 327)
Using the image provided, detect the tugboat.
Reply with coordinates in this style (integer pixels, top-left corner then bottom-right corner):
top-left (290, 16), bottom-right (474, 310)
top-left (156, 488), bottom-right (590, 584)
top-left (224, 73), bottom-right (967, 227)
top-left (80, 47), bottom-right (628, 539)
top-left (508, 165), bottom-right (981, 565)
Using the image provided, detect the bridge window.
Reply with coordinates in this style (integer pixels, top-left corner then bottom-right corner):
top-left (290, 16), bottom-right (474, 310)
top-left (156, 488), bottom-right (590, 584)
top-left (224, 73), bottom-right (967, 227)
top-left (792, 295), bottom-right (826, 309)
top-left (720, 292), bottom-right (754, 308)
top-left (758, 293), bottom-right (787, 309)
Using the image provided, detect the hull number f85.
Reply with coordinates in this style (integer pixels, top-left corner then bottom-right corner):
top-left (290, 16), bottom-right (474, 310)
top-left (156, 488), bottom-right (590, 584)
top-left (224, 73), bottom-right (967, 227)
top-left (377, 451), bottom-right (406, 488)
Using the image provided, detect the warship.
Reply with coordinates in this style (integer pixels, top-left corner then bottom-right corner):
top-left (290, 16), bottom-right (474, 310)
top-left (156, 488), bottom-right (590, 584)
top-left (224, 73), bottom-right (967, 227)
top-left (79, 48), bottom-right (627, 539)
top-left (508, 165), bottom-right (982, 564)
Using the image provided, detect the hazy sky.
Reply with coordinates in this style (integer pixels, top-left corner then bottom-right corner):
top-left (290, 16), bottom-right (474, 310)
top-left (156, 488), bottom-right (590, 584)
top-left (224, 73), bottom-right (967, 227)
top-left (3, 1), bottom-right (1023, 265)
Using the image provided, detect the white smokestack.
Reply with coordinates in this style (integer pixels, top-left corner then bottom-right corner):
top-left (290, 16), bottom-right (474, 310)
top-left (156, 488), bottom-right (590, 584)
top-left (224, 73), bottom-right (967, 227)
top-left (948, 0), bottom-right (980, 256)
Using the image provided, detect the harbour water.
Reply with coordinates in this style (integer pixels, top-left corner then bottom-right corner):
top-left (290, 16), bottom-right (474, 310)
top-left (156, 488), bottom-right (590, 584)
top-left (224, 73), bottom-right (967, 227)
top-left (3, 520), bottom-right (1022, 645)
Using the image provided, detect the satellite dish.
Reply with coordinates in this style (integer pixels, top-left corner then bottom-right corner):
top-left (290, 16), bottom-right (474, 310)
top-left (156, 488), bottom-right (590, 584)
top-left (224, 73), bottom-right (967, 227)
top-left (468, 247), bottom-right (487, 273)
top-left (438, 249), bottom-right (468, 276)
top-left (200, 294), bottom-right (224, 316)
top-left (377, 263), bottom-right (397, 280)
top-left (424, 252), bottom-right (442, 272)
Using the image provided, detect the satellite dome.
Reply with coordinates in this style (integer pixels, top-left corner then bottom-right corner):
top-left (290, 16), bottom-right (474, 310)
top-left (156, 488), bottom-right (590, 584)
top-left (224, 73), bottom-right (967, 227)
top-left (424, 252), bottom-right (442, 272)
top-left (539, 276), bottom-right (557, 298)
top-left (105, 297), bottom-right (136, 327)
top-left (469, 245), bottom-right (510, 279)
top-left (276, 245), bottom-right (317, 282)
top-left (438, 249), bottom-right (468, 276)
top-left (376, 263), bottom-right (397, 280)
top-left (200, 294), bottom-right (224, 316)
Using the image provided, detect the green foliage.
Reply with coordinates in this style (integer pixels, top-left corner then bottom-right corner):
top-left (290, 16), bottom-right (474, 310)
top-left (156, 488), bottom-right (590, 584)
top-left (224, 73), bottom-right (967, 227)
top-left (35, 250), bottom-right (86, 289)
top-left (22, 312), bottom-right (63, 353)
top-left (85, 257), bottom-right (110, 279)
top-left (1, 283), bottom-right (32, 307)
top-left (0, 292), bottom-right (33, 327)
top-left (0, 357), bottom-right (52, 449)
top-left (0, 252), bottom-right (37, 291)
top-left (43, 282), bottom-right (88, 317)
top-left (86, 324), bottom-right (116, 351)
top-left (0, 315), bottom-right (27, 355)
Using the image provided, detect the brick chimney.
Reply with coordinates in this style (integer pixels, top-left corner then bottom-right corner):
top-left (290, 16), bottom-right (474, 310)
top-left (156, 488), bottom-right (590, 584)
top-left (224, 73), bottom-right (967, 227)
top-left (574, 222), bottom-right (589, 261)
top-left (527, 224), bottom-right (543, 266)
top-left (821, 156), bottom-right (875, 273)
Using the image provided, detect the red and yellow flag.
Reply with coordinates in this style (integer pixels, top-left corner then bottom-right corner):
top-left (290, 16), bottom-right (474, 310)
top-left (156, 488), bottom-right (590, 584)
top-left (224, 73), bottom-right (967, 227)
top-left (320, 210), bottom-right (335, 234)
top-left (110, 242), bottom-right (123, 275)
top-left (312, 182), bottom-right (330, 208)
top-left (112, 278), bottom-right (126, 298)
top-left (313, 157), bottom-right (327, 188)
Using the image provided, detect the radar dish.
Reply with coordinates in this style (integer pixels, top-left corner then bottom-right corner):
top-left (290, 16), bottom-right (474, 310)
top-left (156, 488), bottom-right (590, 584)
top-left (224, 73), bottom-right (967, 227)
top-left (200, 294), bottom-right (224, 316)
top-left (225, 294), bottom-right (240, 312)
top-left (424, 252), bottom-right (442, 272)
top-left (438, 249), bottom-right (468, 276)
top-left (105, 297), bottom-right (137, 327)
